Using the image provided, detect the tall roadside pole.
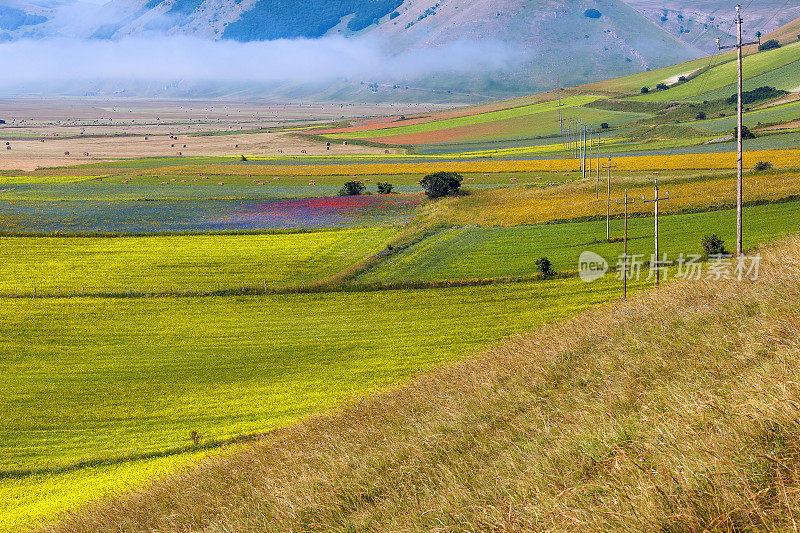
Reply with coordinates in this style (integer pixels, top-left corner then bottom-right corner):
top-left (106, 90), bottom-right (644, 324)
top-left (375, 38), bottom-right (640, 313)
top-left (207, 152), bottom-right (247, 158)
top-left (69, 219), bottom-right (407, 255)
top-left (581, 124), bottom-right (587, 181)
top-left (642, 179), bottom-right (670, 288)
top-left (617, 189), bottom-right (635, 299)
top-left (603, 158), bottom-right (617, 241)
top-left (716, 6), bottom-right (761, 257)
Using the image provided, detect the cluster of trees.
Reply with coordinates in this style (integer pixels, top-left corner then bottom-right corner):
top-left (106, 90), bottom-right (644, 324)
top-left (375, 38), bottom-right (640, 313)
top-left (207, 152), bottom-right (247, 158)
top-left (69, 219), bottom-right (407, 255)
top-left (727, 86), bottom-right (786, 106)
top-left (758, 39), bottom-right (780, 52)
top-left (338, 180), bottom-right (395, 196)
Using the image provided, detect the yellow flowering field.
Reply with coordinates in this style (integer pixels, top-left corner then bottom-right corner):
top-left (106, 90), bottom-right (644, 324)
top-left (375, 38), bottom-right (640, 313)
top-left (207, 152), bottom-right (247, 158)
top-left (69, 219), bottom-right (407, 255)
top-left (412, 170), bottom-right (800, 227)
top-left (150, 149), bottom-right (800, 178)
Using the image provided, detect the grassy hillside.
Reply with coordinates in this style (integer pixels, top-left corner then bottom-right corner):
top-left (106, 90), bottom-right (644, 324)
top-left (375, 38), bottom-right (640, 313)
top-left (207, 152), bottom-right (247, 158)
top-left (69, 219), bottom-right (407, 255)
top-left (313, 17), bottom-right (800, 148)
top-left (40, 235), bottom-right (800, 531)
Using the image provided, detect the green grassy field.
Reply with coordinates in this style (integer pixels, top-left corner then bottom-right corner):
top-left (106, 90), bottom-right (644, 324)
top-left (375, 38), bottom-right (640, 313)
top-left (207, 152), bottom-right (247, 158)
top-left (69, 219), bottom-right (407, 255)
top-left (0, 228), bottom-right (397, 295)
top-left (0, 275), bottom-right (651, 531)
top-left (0, 171), bottom-right (574, 202)
top-left (691, 99), bottom-right (800, 132)
top-left (630, 41), bottom-right (800, 102)
top-left (694, 57), bottom-right (800, 101)
top-left (0, 449), bottom-right (216, 533)
top-left (358, 200), bottom-right (800, 283)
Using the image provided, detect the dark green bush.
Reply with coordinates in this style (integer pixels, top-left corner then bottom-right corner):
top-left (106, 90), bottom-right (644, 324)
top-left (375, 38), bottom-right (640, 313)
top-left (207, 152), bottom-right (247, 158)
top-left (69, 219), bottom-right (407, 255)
top-left (641, 86), bottom-right (650, 94)
top-left (420, 172), bottom-right (462, 199)
top-left (338, 181), bottom-right (366, 196)
top-left (600, 122), bottom-right (609, 129)
top-left (696, 112), bottom-right (707, 120)
top-left (377, 181), bottom-right (394, 194)
top-left (701, 234), bottom-right (727, 258)
top-left (536, 257), bottom-right (556, 278)
top-left (656, 83), bottom-right (669, 91)
top-left (758, 39), bottom-right (780, 51)
top-left (734, 125), bottom-right (756, 139)
top-left (753, 161), bottom-right (773, 172)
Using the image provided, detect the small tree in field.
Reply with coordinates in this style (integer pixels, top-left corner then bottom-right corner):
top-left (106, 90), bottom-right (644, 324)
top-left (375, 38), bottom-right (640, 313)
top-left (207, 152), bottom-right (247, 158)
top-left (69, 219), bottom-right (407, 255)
top-left (338, 181), bottom-right (366, 196)
top-left (536, 257), bottom-right (556, 278)
top-left (701, 234), bottom-right (727, 258)
top-left (656, 83), bottom-right (669, 91)
top-left (753, 161), bottom-right (773, 172)
top-left (641, 86), bottom-right (650, 94)
top-left (377, 181), bottom-right (394, 194)
top-left (420, 171), bottom-right (462, 199)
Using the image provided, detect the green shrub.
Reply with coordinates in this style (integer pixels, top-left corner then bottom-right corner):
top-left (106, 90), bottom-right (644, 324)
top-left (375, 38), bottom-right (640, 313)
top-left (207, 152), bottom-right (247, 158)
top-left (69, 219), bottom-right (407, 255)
top-left (641, 86), bottom-right (650, 94)
top-left (753, 161), bottom-right (773, 172)
top-left (420, 172), bottom-right (462, 199)
top-left (535, 257), bottom-right (556, 278)
top-left (701, 234), bottom-right (727, 258)
top-left (377, 181), bottom-right (394, 194)
top-left (656, 83), bottom-right (669, 91)
top-left (600, 122), bottom-right (609, 129)
top-left (696, 112), bottom-right (707, 120)
top-left (338, 181), bottom-right (366, 196)
top-left (758, 39), bottom-right (780, 51)
top-left (734, 125), bottom-right (756, 139)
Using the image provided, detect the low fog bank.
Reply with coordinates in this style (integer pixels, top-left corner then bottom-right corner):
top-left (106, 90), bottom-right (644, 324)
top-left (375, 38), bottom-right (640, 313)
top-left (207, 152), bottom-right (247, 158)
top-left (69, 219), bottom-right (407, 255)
top-left (0, 35), bottom-right (525, 98)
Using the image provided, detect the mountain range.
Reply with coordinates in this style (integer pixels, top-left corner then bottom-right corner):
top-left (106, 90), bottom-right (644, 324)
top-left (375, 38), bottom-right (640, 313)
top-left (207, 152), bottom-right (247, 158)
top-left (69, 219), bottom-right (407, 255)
top-left (0, 0), bottom-right (797, 99)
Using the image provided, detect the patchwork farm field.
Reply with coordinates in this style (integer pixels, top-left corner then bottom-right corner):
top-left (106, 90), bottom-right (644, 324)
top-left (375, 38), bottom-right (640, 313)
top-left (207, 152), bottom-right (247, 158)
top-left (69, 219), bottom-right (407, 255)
top-left (0, 195), bottom-right (422, 234)
top-left (360, 200), bottom-right (800, 283)
top-left (0, 276), bottom-right (647, 531)
top-left (6, 27), bottom-right (800, 530)
top-left (0, 228), bottom-right (397, 295)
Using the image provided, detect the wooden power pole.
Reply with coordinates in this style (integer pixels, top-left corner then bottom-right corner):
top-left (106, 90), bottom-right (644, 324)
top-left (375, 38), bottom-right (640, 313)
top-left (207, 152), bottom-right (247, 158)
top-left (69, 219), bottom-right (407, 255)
top-left (717, 6), bottom-right (761, 257)
top-left (642, 179), bottom-right (670, 288)
top-left (603, 158), bottom-right (617, 241)
top-left (617, 189), bottom-right (635, 299)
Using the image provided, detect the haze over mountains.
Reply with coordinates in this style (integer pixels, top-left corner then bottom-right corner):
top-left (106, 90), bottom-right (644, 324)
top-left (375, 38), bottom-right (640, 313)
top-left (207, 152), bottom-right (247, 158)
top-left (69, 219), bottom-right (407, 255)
top-left (0, 0), bottom-right (794, 100)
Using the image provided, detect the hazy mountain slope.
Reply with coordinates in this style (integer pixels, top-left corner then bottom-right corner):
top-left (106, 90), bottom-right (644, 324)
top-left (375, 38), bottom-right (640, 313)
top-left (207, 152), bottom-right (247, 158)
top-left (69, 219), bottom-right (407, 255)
top-left (0, 0), bottom-right (707, 99)
top-left (624, 0), bottom-right (800, 53)
top-left (365, 0), bottom-right (704, 96)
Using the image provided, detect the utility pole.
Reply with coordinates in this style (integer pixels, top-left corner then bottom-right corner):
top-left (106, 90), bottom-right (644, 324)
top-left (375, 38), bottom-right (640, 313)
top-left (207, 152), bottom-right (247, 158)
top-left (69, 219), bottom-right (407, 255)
top-left (603, 158), bottom-right (617, 241)
top-left (581, 123), bottom-right (586, 180)
top-left (617, 189), bottom-right (635, 299)
top-left (642, 179), bottom-right (670, 288)
top-left (717, 6), bottom-right (761, 257)
top-left (595, 130), bottom-right (599, 198)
